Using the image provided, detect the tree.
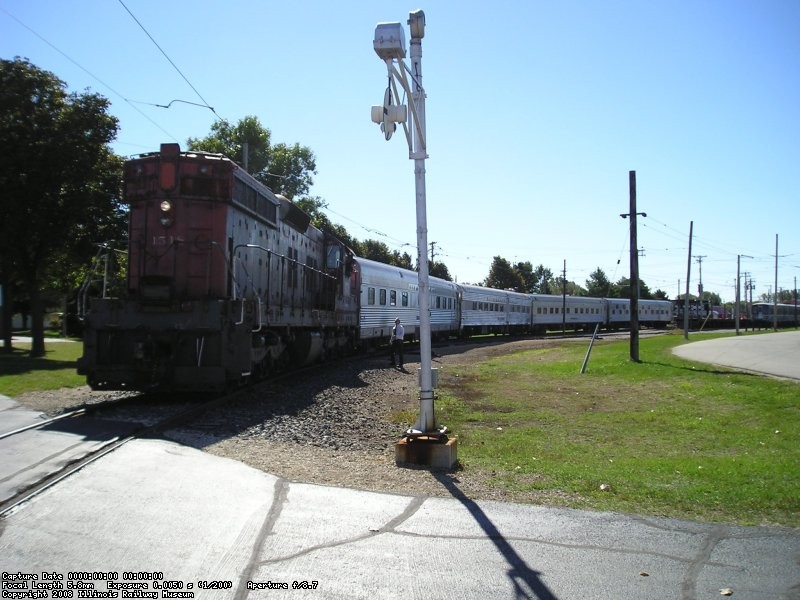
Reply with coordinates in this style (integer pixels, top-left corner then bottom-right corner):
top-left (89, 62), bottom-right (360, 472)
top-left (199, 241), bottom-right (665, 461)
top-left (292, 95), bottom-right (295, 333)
top-left (187, 116), bottom-right (316, 198)
top-left (187, 116), bottom-right (270, 173)
top-left (429, 261), bottom-right (452, 281)
top-left (585, 267), bottom-right (617, 298)
top-left (514, 261), bottom-right (536, 293)
top-left (361, 240), bottom-right (394, 264)
top-left (0, 57), bottom-right (122, 355)
top-left (705, 291), bottom-right (722, 306)
top-left (393, 251), bottom-right (414, 270)
top-left (266, 142), bottom-right (316, 199)
top-left (486, 256), bottom-right (524, 290)
top-left (616, 277), bottom-right (653, 300)
top-left (531, 264), bottom-right (555, 294)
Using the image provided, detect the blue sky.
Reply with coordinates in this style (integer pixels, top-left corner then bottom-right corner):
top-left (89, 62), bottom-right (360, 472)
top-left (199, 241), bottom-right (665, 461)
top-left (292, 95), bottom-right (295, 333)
top-left (3, 0), bottom-right (798, 302)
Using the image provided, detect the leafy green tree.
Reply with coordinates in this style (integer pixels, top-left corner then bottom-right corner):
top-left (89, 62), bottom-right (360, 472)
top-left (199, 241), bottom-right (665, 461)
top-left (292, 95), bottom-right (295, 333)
top-left (0, 57), bottom-right (122, 355)
top-left (187, 116), bottom-right (270, 173)
top-left (187, 116), bottom-right (316, 198)
top-left (554, 273), bottom-right (586, 297)
top-left (778, 289), bottom-right (797, 304)
top-left (513, 261), bottom-right (535, 293)
top-left (266, 142), bottom-right (316, 199)
top-left (429, 261), bottom-right (452, 281)
top-left (616, 277), bottom-right (654, 300)
top-left (586, 267), bottom-right (617, 298)
top-left (531, 264), bottom-right (555, 294)
top-left (486, 256), bottom-right (524, 290)
top-left (392, 251), bottom-right (414, 270)
top-left (360, 239), bottom-right (394, 263)
top-left (705, 291), bottom-right (722, 306)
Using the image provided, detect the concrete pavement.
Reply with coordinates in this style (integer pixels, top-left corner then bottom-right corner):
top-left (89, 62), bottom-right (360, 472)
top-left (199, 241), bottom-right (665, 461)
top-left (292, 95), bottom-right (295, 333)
top-left (1, 435), bottom-right (798, 599)
top-left (672, 330), bottom-right (800, 381)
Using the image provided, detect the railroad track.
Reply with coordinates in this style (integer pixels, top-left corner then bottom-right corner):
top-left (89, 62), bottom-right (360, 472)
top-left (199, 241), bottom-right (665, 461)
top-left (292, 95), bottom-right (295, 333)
top-left (0, 362), bottom-right (332, 519)
top-left (0, 392), bottom-right (235, 518)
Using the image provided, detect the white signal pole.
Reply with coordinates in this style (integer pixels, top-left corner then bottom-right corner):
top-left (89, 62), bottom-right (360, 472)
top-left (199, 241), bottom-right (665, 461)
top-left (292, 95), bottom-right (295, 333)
top-left (371, 10), bottom-right (443, 436)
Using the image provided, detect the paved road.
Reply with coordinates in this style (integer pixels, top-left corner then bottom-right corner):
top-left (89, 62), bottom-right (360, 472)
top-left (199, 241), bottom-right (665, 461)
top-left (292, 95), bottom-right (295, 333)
top-left (672, 330), bottom-right (800, 380)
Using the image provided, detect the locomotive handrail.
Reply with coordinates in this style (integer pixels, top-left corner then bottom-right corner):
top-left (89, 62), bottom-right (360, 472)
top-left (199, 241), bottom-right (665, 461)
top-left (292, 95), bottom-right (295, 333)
top-left (253, 297), bottom-right (263, 332)
top-left (234, 299), bottom-right (245, 325)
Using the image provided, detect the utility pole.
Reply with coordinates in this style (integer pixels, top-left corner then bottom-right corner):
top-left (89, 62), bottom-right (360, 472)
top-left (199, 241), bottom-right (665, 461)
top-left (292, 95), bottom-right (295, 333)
top-left (620, 171), bottom-right (645, 362)
top-left (694, 255), bottom-right (707, 308)
top-left (429, 241), bottom-right (437, 263)
top-left (561, 260), bottom-right (567, 334)
top-left (774, 234), bottom-right (779, 331)
top-left (683, 221), bottom-right (693, 340)
top-left (735, 255), bottom-right (752, 335)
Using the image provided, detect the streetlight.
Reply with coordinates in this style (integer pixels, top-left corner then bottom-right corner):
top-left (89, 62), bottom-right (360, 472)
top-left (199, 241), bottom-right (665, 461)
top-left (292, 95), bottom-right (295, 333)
top-left (370, 11), bottom-right (445, 440)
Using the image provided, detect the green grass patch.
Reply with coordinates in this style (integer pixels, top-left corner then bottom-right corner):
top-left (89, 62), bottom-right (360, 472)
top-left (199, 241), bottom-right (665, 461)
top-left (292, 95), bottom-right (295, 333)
top-left (438, 332), bottom-right (800, 527)
top-left (0, 341), bottom-right (85, 396)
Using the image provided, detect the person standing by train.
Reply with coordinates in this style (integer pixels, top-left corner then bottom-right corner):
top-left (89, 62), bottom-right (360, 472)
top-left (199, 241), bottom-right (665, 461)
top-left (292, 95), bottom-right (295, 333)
top-left (390, 317), bottom-right (404, 368)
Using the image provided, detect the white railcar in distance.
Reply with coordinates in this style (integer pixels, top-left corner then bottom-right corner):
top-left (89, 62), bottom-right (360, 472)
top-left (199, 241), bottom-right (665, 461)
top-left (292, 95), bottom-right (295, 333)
top-left (639, 299), bottom-right (673, 327)
top-left (353, 258), bottom-right (673, 346)
top-left (460, 285), bottom-right (533, 336)
top-left (531, 295), bottom-right (606, 333)
top-left (355, 257), bottom-right (459, 343)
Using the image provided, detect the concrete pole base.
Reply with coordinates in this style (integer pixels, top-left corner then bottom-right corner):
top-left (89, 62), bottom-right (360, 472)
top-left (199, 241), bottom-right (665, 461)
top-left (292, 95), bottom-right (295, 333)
top-left (395, 436), bottom-right (458, 469)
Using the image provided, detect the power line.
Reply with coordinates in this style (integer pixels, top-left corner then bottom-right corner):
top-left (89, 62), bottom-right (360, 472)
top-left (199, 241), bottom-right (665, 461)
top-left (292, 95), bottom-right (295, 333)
top-left (0, 5), bottom-right (178, 142)
top-left (116, 0), bottom-right (217, 117)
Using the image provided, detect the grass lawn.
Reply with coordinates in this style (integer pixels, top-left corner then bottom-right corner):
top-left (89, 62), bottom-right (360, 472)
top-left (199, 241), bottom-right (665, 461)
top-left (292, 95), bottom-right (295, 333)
top-left (433, 332), bottom-right (799, 527)
top-left (0, 339), bottom-right (85, 397)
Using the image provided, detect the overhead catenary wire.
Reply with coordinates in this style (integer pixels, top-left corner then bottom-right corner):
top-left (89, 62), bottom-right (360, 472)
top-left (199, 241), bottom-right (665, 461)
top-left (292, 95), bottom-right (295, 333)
top-left (116, 0), bottom-right (217, 117)
top-left (0, 5), bottom-right (178, 143)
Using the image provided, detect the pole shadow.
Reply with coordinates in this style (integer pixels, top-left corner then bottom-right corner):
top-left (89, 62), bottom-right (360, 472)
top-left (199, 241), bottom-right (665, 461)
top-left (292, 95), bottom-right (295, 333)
top-left (433, 472), bottom-right (559, 600)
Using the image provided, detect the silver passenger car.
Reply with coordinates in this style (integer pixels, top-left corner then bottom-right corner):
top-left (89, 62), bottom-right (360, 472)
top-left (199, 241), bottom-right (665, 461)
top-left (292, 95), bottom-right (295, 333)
top-left (354, 257), bottom-right (459, 343)
top-left (460, 284), bottom-right (533, 335)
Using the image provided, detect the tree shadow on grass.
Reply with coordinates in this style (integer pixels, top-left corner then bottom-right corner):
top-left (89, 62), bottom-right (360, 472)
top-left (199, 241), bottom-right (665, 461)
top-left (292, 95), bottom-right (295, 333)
top-left (0, 348), bottom-right (76, 376)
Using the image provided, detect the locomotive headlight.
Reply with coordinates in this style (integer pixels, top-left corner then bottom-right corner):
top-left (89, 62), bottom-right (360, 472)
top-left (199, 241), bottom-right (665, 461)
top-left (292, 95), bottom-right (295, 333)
top-left (159, 200), bottom-right (174, 227)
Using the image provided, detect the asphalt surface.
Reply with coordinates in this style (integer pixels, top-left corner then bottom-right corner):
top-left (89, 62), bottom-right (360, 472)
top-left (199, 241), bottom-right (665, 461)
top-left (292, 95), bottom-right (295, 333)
top-left (672, 329), bottom-right (800, 381)
top-left (1, 332), bottom-right (798, 599)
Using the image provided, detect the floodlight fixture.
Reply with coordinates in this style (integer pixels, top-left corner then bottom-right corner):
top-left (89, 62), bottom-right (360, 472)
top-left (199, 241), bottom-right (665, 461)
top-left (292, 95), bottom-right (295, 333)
top-left (408, 9), bottom-right (425, 39)
top-left (373, 22), bottom-right (406, 60)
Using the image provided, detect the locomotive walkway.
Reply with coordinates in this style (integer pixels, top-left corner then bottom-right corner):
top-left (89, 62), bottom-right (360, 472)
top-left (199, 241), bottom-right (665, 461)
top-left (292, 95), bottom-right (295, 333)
top-left (1, 332), bottom-right (799, 599)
